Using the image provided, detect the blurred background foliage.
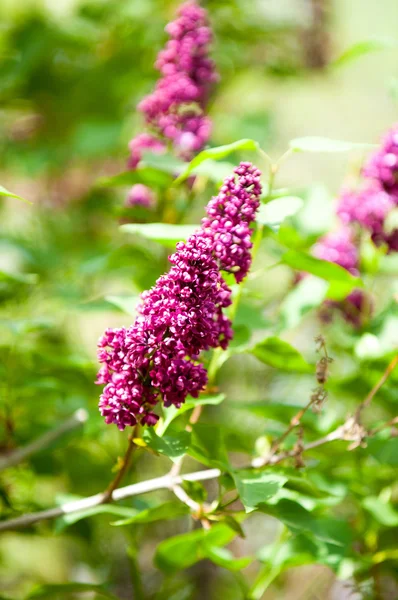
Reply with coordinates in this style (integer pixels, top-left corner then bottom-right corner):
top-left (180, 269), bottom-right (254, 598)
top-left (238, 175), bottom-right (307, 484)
top-left (0, 0), bottom-right (398, 599)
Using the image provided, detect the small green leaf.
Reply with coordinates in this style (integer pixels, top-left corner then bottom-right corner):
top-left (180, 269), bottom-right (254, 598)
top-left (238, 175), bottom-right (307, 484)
top-left (105, 295), bottom-right (140, 316)
top-left (154, 523), bottom-right (237, 573)
top-left (367, 437), bottom-right (398, 466)
top-left (175, 139), bottom-right (259, 183)
top-left (97, 167), bottom-right (173, 188)
top-left (143, 429), bottom-right (191, 463)
top-left (259, 499), bottom-right (352, 546)
top-left (26, 583), bottom-right (120, 600)
top-left (233, 469), bottom-right (288, 513)
top-left (0, 185), bottom-right (31, 204)
top-left (363, 496), bottom-right (398, 527)
top-left (55, 504), bottom-right (138, 531)
top-left (248, 336), bottom-right (312, 373)
top-left (189, 423), bottom-right (230, 470)
top-left (257, 196), bottom-right (303, 231)
top-left (282, 249), bottom-right (362, 287)
top-left (332, 37), bottom-right (398, 69)
top-left (289, 136), bottom-right (376, 153)
top-left (113, 501), bottom-right (189, 526)
top-left (121, 223), bottom-right (198, 247)
top-left (158, 394), bottom-right (225, 435)
top-left (204, 546), bottom-right (252, 571)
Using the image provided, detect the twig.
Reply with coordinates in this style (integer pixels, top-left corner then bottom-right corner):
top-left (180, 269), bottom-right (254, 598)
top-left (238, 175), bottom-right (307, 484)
top-left (0, 409), bottom-right (88, 472)
top-left (0, 468), bottom-right (221, 532)
top-left (356, 354), bottom-right (398, 417)
top-left (102, 425), bottom-right (139, 503)
top-left (168, 404), bottom-right (204, 508)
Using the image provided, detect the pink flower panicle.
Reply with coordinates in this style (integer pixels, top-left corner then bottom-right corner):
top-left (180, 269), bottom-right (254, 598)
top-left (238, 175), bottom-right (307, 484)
top-left (202, 162), bottom-right (262, 282)
top-left (97, 163), bottom-right (262, 429)
top-left (313, 227), bottom-right (359, 276)
top-left (125, 184), bottom-right (155, 208)
top-left (129, 1), bottom-right (217, 166)
top-left (337, 183), bottom-right (394, 236)
top-left (363, 124), bottom-right (398, 202)
top-left (127, 133), bottom-right (166, 170)
top-left (313, 228), bottom-right (369, 326)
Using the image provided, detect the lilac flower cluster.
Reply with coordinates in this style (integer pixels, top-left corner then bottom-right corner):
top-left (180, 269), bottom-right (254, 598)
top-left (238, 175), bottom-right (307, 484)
top-left (335, 125), bottom-right (398, 252)
top-left (313, 228), bottom-right (369, 326)
top-left (313, 227), bottom-right (359, 276)
top-left (202, 162), bottom-right (262, 282)
top-left (126, 184), bottom-right (155, 208)
top-left (309, 124), bottom-right (398, 326)
top-left (138, 1), bottom-right (217, 157)
top-left (363, 124), bottom-right (398, 201)
top-left (128, 0), bottom-right (217, 172)
top-left (97, 163), bottom-right (262, 429)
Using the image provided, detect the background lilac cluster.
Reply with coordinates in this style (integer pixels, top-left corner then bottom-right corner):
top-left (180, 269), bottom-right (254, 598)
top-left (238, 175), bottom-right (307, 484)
top-left (312, 123), bottom-right (398, 326)
top-left (97, 163), bottom-right (262, 429)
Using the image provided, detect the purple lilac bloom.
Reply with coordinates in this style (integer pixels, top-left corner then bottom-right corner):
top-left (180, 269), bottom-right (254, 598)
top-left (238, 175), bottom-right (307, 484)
top-left (137, 0), bottom-right (217, 158)
top-left (363, 124), bottom-right (398, 202)
top-left (313, 227), bottom-right (359, 276)
top-left (125, 184), bottom-right (155, 208)
top-left (97, 163), bottom-right (262, 429)
top-left (202, 162), bottom-right (262, 282)
top-left (337, 183), bottom-right (398, 252)
top-left (313, 228), bottom-right (372, 327)
top-left (127, 133), bottom-right (166, 170)
top-left (337, 183), bottom-right (394, 236)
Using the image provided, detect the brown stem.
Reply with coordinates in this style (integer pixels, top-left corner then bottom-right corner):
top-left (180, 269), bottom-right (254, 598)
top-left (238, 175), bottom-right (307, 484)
top-left (102, 425), bottom-right (139, 503)
top-left (354, 354), bottom-right (398, 427)
top-left (267, 395), bottom-right (318, 460)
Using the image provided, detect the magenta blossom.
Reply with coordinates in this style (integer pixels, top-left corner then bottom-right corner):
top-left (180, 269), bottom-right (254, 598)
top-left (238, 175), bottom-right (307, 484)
top-left (313, 227), bottom-right (359, 276)
top-left (125, 184), bottom-right (155, 208)
top-left (363, 124), bottom-right (398, 202)
top-left (135, 1), bottom-right (217, 160)
top-left (97, 163), bottom-right (262, 429)
top-left (127, 133), bottom-right (166, 170)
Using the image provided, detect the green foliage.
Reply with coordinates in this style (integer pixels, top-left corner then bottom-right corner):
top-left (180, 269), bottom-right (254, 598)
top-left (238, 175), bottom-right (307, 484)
top-left (1, 2), bottom-right (398, 599)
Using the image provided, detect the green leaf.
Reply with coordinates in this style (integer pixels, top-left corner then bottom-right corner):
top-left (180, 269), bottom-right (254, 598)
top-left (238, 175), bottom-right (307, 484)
top-left (105, 295), bottom-right (140, 316)
top-left (157, 394), bottom-right (225, 436)
top-left (26, 583), bottom-right (120, 600)
top-left (55, 504), bottom-right (138, 531)
top-left (259, 499), bottom-right (352, 546)
top-left (363, 496), bottom-right (398, 527)
top-left (181, 479), bottom-right (208, 503)
top-left (97, 167), bottom-right (173, 188)
top-left (113, 501), bottom-right (190, 526)
top-left (189, 423), bottom-right (230, 470)
top-left (289, 136), bottom-right (376, 153)
top-left (205, 546), bottom-right (252, 571)
top-left (233, 469), bottom-right (288, 513)
top-left (121, 223), bottom-right (198, 247)
top-left (332, 37), bottom-right (398, 69)
top-left (175, 139), bottom-right (259, 183)
top-left (154, 523), bottom-right (237, 573)
top-left (142, 429), bottom-right (191, 463)
top-left (248, 336), bottom-right (313, 373)
top-left (367, 437), bottom-right (398, 466)
top-left (0, 185), bottom-right (31, 204)
top-left (143, 151), bottom-right (235, 182)
top-left (282, 249), bottom-right (362, 288)
top-left (257, 196), bottom-right (304, 231)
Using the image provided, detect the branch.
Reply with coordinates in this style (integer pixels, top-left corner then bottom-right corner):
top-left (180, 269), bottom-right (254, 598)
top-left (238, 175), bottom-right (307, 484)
top-left (0, 409), bottom-right (88, 472)
top-left (0, 468), bottom-right (221, 532)
top-left (102, 425), bottom-right (139, 503)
